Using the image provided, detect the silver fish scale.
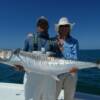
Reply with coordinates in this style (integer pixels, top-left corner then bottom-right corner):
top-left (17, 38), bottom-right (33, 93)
top-left (19, 51), bottom-right (73, 65)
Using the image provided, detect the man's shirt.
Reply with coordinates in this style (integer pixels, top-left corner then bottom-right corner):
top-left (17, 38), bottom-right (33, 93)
top-left (24, 32), bottom-right (49, 52)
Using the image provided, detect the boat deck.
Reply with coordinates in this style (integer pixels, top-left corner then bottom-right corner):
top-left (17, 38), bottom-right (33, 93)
top-left (0, 83), bottom-right (100, 100)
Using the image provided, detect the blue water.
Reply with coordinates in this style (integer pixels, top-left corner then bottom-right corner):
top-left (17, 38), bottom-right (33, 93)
top-left (77, 50), bottom-right (100, 95)
top-left (0, 50), bottom-right (100, 95)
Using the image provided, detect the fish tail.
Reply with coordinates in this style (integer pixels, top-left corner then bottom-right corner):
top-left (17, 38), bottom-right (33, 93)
top-left (97, 64), bottom-right (100, 69)
top-left (96, 60), bottom-right (100, 69)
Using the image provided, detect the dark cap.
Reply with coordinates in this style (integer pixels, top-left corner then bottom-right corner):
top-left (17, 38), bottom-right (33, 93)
top-left (37, 16), bottom-right (49, 30)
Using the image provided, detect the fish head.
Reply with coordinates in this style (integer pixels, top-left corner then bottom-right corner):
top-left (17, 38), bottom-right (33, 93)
top-left (0, 49), bottom-right (13, 61)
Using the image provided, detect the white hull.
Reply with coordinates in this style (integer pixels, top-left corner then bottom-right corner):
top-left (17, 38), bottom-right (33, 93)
top-left (0, 82), bottom-right (100, 100)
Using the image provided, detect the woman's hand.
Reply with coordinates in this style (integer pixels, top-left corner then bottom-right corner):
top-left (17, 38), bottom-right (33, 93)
top-left (56, 36), bottom-right (64, 51)
top-left (58, 39), bottom-right (64, 46)
top-left (69, 67), bottom-right (78, 74)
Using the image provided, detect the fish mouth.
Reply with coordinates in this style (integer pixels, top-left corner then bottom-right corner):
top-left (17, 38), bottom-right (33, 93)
top-left (0, 49), bottom-right (13, 61)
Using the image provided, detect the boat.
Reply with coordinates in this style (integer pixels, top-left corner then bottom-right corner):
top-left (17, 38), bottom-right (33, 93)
top-left (0, 82), bottom-right (100, 100)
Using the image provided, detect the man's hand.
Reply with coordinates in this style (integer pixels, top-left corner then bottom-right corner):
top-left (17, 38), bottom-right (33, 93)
top-left (14, 64), bottom-right (25, 72)
top-left (69, 67), bottom-right (78, 74)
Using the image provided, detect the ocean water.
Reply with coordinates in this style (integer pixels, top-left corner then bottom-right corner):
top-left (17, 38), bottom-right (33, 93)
top-left (77, 50), bottom-right (100, 95)
top-left (0, 50), bottom-right (100, 95)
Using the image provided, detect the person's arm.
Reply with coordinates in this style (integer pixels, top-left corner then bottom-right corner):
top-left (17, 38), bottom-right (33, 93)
top-left (58, 39), bottom-right (79, 73)
top-left (69, 41), bottom-right (79, 73)
top-left (23, 39), bottom-right (29, 51)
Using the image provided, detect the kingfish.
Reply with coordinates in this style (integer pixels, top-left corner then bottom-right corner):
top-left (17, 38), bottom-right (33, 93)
top-left (0, 49), bottom-right (100, 81)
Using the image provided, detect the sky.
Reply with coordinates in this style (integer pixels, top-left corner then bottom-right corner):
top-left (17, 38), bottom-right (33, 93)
top-left (0, 0), bottom-right (100, 49)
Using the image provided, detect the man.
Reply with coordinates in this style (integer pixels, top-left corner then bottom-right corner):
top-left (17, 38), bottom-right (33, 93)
top-left (24, 16), bottom-right (50, 100)
top-left (46, 17), bottom-right (79, 100)
top-left (15, 16), bottom-right (50, 100)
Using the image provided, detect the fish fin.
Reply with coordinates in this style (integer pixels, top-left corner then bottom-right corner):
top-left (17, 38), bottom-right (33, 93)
top-left (96, 60), bottom-right (100, 69)
top-left (51, 75), bottom-right (60, 81)
top-left (97, 64), bottom-right (100, 69)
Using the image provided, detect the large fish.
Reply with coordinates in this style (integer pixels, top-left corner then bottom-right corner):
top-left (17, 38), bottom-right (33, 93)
top-left (0, 49), bottom-right (100, 81)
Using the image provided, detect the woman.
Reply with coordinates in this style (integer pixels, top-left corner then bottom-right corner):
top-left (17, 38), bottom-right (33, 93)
top-left (46, 17), bottom-right (79, 100)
